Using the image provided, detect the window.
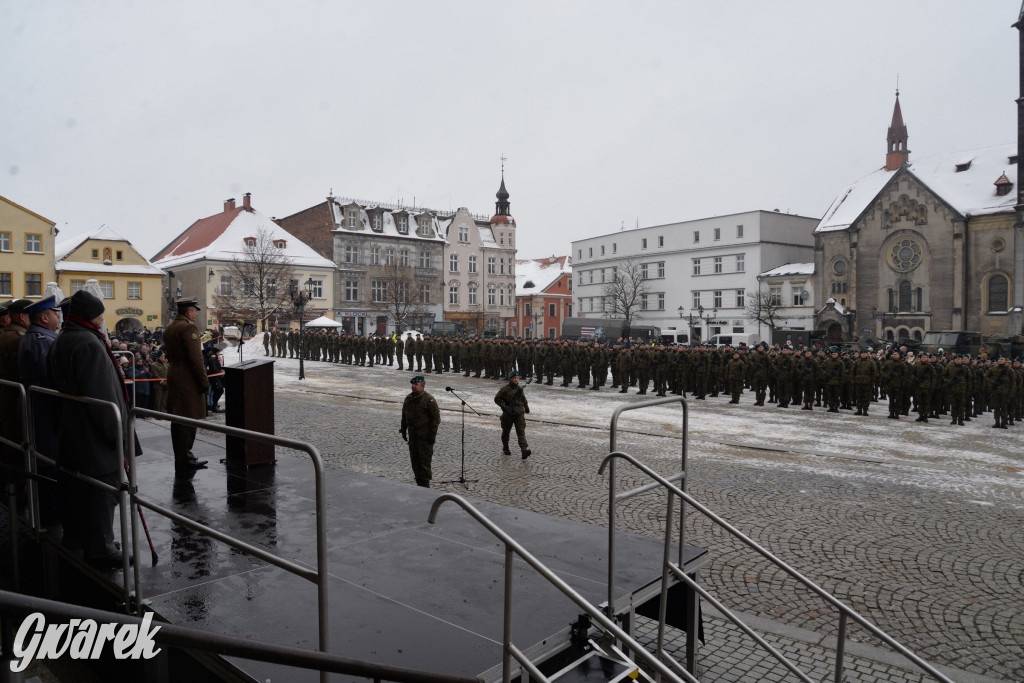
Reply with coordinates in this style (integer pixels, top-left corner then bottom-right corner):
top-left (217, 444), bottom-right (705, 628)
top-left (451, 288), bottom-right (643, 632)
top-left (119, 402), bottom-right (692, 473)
top-left (468, 283), bottom-right (478, 305)
top-left (588, 247), bottom-right (593, 257)
top-left (372, 214), bottom-right (382, 231)
top-left (468, 255), bottom-right (478, 273)
top-left (549, 303), bottom-right (556, 317)
top-left (657, 262), bottom-right (665, 278)
top-left (714, 257), bottom-right (723, 274)
top-left (219, 275), bottom-right (233, 296)
top-left (370, 247), bottom-right (381, 265)
top-left (578, 249), bottom-right (582, 259)
top-left (566, 303), bottom-right (573, 317)
top-left (599, 269), bottom-right (606, 283)
top-left (641, 238), bottom-right (648, 249)
top-left (344, 245), bottom-right (358, 263)
top-left (419, 218), bottom-right (430, 236)
top-left (245, 237), bottom-right (257, 247)
top-left (713, 228), bottom-right (721, 241)
top-left (612, 242), bottom-right (617, 254)
top-left (419, 251), bottom-right (431, 268)
top-left (736, 254), bottom-right (745, 272)
top-left (831, 282), bottom-right (848, 294)
top-left (500, 258), bottom-right (506, 275)
top-left (449, 254), bottom-right (459, 272)
top-left (656, 293), bottom-right (665, 310)
top-left (0, 273), bottom-right (10, 296)
top-left (116, 250), bottom-right (123, 261)
top-left (273, 240), bottom-right (286, 249)
top-left (0, 232), bottom-right (10, 251)
top-left (769, 286), bottom-right (782, 306)
top-left (91, 249), bottom-right (98, 259)
top-left (713, 290), bottom-right (722, 308)
top-left (792, 288), bottom-right (803, 306)
top-left (587, 270), bottom-right (594, 284)
top-left (988, 274), bottom-right (1009, 312)
top-left (449, 286), bottom-right (459, 305)
top-left (419, 284), bottom-right (431, 304)
top-left (736, 289), bottom-right (745, 308)
top-left (348, 210), bottom-right (357, 228)
top-left (692, 291), bottom-right (701, 308)
top-left (344, 280), bottom-right (359, 302)
top-left (641, 263), bottom-right (650, 280)
top-left (384, 248), bottom-right (395, 266)
top-left (600, 245), bottom-right (605, 255)
top-left (370, 280), bottom-right (386, 303)
top-left (499, 288), bottom-right (505, 306)
top-left (658, 236), bottom-right (664, 247)
top-left (396, 216), bottom-right (408, 234)
top-left (488, 286), bottom-right (496, 306)
top-left (309, 279), bottom-right (324, 298)
top-left (400, 249), bottom-right (409, 266)
top-left (395, 282), bottom-right (410, 302)
top-left (737, 224), bottom-right (744, 238)
top-left (266, 278), bottom-right (278, 297)
top-left (692, 259), bottom-right (701, 276)
top-left (459, 226), bottom-right (470, 243)
top-left (70, 280), bottom-right (84, 293)
top-left (898, 281), bottom-right (912, 311)
top-left (128, 282), bottom-right (141, 299)
top-left (693, 231), bottom-right (699, 244)
top-left (97, 280), bottom-right (114, 299)
top-left (487, 257), bottom-right (496, 274)
top-left (499, 232), bottom-right (505, 245)
top-left (641, 293), bottom-right (649, 311)
top-left (25, 234), bottom-right (42, 252)
top-left (25, 274), bottom-right (42, 297)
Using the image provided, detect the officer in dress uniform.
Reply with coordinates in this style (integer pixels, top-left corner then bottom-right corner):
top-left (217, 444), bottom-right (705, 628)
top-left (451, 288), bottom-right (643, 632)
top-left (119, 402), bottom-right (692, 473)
top-left (164, 298), bottom-right (209, 472)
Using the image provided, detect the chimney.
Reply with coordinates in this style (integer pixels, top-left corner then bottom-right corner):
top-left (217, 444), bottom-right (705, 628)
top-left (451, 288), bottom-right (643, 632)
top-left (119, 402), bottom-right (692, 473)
top-left (243, 192), bottom-right (252, 211)
top-left (224, 198), bottom-right (236, 212)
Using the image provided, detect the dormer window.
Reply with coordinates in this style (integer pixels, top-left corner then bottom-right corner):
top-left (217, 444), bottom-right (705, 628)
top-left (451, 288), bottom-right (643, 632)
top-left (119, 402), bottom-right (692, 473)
top-left (1010, 155), bottom-right (1019, 164)
top-left (955, 160), bottom-right (972, 172)
top-left (397, 216), bottom-right (409, 234)
top-left (245, 237), bottom-right (257, 247)
top-left (995, 172), bottom-right (1014, 197)
top-left (419, 218), bottom-right (431, 236)
top-left (372, 214), bottom-right (383, 232)
top-left (274, 239), bottom-right (286, 249)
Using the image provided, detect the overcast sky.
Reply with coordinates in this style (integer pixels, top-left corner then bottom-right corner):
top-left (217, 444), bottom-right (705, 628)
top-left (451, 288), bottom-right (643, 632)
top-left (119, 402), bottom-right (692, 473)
top-left (2, 1), bottom-right (1020, 263)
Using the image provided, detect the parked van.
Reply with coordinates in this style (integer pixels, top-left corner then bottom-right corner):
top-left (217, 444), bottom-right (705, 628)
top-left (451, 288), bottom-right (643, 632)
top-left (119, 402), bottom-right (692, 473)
top-left (706, 333), bottom-right (760, 348)
top-left (659, 327), bottom-right (690, 345)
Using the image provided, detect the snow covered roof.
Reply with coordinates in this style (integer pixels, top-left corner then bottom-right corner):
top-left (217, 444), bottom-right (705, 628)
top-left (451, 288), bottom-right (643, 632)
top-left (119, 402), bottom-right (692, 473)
top-left (478, 225), bottom-right (497, 248)
top-left (758, 262), bottom-right (814, 278)
top-left (815, 144), bottom-right (1017, 234)
top-left (55, 225), bottom-right (165, 276)
top-left (153, 204), bottom-right (336, 271)
top-left (329, 200), bottom-right (447, 243)
top-left (515, 256), bottom-right (572, 296)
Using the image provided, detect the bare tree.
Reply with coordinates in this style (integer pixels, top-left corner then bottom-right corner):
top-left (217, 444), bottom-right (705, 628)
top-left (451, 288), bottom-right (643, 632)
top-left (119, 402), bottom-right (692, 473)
top-left (746, 285), bottom-right (787, 333)
top-left (602, 259), bottom-right (649, 337)
top-left (211, 228), bottom-right (297, 331)
top-left (367, 258), bottom-right (431, 332)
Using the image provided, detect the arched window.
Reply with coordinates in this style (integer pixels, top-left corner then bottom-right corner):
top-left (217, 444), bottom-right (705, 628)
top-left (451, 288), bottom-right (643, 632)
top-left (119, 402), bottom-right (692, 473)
top-left (885, 329), bottom-right (894, 341)
top-left (915, 288), bottom-right (923, 312)
top-left (988, 274), bottom-right (1009, 312)
top-left (897, 327), bottom-right (910, 341)
top-left (912, 330), bottom-right (922, 342)
top-left (887, 288), bottom-right (895, 312)
top-left (898, 281), bottom-right (912, 312)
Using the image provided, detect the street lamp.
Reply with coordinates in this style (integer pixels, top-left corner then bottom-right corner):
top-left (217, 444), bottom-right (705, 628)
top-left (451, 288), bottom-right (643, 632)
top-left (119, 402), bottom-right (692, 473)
top-left (288, 277), bottom-right (315, 380)
top-left (164, 271), bottom-right (181, 325)
top-left (698, 304), bottom-right (717, 342)
top-left (676, 306), bottom-right (704, 342)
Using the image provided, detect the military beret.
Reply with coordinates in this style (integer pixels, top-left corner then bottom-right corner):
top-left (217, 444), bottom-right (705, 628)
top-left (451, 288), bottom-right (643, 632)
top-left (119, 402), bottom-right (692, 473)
top-left (410, 375), bottom-right (426, 384)
top-left (508, 370), bottom-right (519, 378)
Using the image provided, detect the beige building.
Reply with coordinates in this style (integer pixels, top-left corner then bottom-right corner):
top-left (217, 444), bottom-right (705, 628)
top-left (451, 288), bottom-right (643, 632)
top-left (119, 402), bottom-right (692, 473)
top-left (55, 226), bottom-right (166, 334)
top-left (0, 194), bottom-right (58, 301)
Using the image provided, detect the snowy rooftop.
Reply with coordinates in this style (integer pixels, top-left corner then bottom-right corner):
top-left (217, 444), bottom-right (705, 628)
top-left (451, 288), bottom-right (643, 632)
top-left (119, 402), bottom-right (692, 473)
top-left (329, 200), bottom-right (448, 243)
top-left (153, 206), bottom-right (336, 271)
top-left (515, 256), bottom-right (572, 295)
top-left (815, 144), bottom-right (1017, 233)
top-left (55, 225), bottom-right (165, 275)
top-left (758, 262), bottom-right (814, 278)
top-left (56, 225), bottom-right (136, 260)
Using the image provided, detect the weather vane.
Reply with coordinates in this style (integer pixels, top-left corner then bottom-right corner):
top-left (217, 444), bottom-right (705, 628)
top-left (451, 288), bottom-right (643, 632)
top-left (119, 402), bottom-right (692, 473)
top-left (500, 153), bottom-right (507, 173)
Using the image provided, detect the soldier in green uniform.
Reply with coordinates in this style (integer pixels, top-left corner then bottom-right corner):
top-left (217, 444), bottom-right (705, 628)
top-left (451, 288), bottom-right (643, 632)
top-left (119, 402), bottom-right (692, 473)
top-left (400, 375), bottom-right (441, 487)
top-left (263, 330), bottom-right (271, 356)
top-left (851, 348), bottom-right (878, 415)
top-left (946, 354), bottom-right (969, 425)
top-left (494, 370), bottom-right (531, 459)
top-left (725, 349), bottom-right (745, 403)
top-left (797, 348), bottom-right (817, 410)
top-left (988, 356), bottom-right (1014, 428)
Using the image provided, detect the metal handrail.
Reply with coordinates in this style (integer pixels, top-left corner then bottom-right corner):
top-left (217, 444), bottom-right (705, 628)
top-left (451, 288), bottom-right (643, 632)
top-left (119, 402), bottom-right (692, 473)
top-left (428, 493), bottom-right (699, 683)
top-left (607, 396), bottom-right (689, 618)
top-left (598, 450), bottom-right (955, 683)
top-left (0, 590), bottom-right (481, 683)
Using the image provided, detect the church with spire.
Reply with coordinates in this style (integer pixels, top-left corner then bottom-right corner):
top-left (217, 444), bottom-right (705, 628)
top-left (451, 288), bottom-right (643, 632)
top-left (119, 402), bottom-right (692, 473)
top-left (812, 91), bottom-right (1022, 341)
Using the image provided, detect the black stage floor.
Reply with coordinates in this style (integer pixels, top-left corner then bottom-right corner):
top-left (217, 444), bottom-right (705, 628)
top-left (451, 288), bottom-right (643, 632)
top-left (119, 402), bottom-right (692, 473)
top-left (115, 418), bottom-right (706, 682)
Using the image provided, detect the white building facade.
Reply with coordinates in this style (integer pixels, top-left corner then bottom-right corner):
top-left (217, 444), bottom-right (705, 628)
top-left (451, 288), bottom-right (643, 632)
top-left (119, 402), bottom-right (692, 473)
top-left (571, 210), bottom-right (817, 343)
top-left (755, 262), bottom-right (817, 340)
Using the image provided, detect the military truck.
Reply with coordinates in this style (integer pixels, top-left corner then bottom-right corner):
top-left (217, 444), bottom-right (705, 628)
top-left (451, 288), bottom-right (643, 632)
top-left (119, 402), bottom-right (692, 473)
top-left (918, 330), bottom-right (1004, 357)
top-left (560, 317), bottom-right (660, 341)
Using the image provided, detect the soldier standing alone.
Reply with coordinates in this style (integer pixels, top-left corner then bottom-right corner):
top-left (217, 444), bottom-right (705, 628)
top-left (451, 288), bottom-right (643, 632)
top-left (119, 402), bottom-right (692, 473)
top-left (400, 375), bottom-right (441, 487)
top-left (495, 370), bottom-right (531, 459)
top-left (164, 298), bottom-right (209, 472)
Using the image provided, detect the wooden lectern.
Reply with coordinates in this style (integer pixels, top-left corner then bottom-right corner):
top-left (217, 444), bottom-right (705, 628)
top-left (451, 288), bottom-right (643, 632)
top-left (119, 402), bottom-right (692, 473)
top-left (224, 359), bottom-right (275, 466)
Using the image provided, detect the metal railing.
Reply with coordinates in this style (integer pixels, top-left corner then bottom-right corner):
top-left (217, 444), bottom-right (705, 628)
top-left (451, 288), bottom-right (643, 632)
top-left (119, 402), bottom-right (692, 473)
top-left (597, 447), bottom-right (955, 683)
top-left (428, 493), bottom-right (699, 683)
top-left (0, 589), bottom-right (481, 683)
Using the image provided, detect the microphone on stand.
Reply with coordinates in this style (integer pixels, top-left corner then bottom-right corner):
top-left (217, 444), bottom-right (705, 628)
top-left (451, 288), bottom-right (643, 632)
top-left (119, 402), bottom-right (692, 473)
top-left (445, 386), bottom-right (453, 392)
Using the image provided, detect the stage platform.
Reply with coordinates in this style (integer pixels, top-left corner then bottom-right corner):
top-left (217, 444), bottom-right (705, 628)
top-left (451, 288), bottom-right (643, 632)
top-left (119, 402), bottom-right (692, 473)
top-left (103, 418), bottom-right (706, 681)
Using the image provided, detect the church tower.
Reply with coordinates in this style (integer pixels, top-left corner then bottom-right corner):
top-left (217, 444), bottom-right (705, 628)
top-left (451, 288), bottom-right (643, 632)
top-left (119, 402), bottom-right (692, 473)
top-left (885, 91), bottom-right (910, 171)
top-left (493, 173), bottom-right (512, 220)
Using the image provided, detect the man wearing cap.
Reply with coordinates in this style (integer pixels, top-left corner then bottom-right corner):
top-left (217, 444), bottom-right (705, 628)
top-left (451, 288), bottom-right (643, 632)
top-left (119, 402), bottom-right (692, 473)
top-left (164, 298), bottom-right (209, 471)
top-left (0, 299), bottom-right (33, 483)
top-left (400, 375), bottom-right (441, 487)
top-left (494, 370), bottom-right (531, 459)
top-left (48, 291), bottom-right (132, 567)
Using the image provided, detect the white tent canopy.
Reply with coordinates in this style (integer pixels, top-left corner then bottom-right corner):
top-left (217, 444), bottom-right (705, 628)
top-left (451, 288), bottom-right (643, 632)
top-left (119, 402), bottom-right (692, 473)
top-left (304, 316), bottom-right (343, 328)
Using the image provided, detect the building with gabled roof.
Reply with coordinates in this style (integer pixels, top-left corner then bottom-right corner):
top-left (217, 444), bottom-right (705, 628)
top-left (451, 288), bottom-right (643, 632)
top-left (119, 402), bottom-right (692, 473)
top-left (0, 194), bottom-right (58, 303)
top-left (153, 193), bottom-right (336, 329)
top-left (813, 92), bottom-right (1022, 342)
top-left (55, 225), bottom-right (165, 334)
top-left (508, 255), bottom-right (573, 338)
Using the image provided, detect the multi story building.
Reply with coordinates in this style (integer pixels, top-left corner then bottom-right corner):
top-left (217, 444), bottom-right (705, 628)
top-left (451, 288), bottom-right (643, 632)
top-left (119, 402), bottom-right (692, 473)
top-left (813, 92), bottom-right (1023, 341)
top-left (508, 255), bottom-right (573, 338)
top-left (153, 193), bottom-right (336, 330)
top-left (572, 210), bottom-right (817, 343)
top-left (55, 226), bottom-right (166, 334)
top-left (754, 262), bottom-right (816, 339)
top-left (0, 194), bottom-right (57, 302)
top-left (442, 176), bottom-right (518, 334)
top-left (277, 175), bottom-right (518, 335)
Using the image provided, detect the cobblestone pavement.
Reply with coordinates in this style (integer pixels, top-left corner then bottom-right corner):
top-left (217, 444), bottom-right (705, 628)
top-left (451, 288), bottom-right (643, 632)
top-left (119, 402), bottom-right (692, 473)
top-left (210, 353), bottom-right (1024, 681)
